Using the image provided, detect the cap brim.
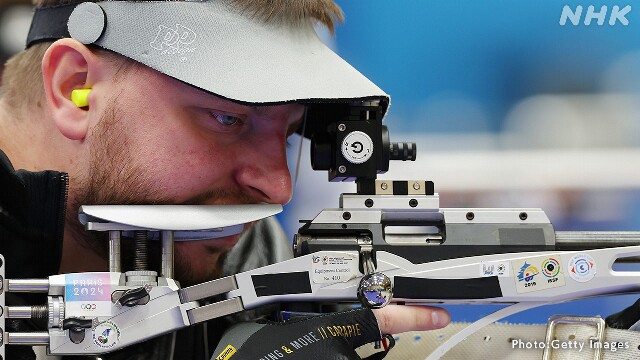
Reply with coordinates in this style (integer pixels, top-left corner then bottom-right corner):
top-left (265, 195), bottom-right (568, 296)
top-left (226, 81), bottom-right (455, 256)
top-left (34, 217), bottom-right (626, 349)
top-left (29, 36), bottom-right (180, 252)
top-left (84, 1), bottom-right (388, 108)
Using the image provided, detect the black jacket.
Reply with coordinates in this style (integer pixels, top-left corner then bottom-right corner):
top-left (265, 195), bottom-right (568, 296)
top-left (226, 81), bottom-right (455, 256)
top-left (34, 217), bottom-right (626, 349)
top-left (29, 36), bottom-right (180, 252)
top-left (0, 149), bottom-right (66, 281)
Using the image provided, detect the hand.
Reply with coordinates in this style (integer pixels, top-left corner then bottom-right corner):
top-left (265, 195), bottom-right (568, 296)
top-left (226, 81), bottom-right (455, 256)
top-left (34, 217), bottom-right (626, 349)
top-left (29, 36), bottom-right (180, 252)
top-left (373, 305), bottom-right (450, 334)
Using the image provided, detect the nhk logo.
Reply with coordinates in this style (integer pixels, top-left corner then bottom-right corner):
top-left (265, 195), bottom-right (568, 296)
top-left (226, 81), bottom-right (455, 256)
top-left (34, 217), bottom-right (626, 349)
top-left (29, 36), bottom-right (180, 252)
top-left (560, 5), bottom-right (631, 26)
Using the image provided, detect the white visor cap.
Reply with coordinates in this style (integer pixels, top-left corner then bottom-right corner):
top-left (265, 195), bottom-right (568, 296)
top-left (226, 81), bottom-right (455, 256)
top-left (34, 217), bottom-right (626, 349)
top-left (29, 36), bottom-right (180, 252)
top-left (63, 0), bottom-right (389, 107)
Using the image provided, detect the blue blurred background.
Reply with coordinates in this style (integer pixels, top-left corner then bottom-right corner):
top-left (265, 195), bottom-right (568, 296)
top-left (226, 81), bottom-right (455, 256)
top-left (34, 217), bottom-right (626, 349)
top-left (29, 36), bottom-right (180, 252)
top-left (335, 0), bottom-right (640, 134)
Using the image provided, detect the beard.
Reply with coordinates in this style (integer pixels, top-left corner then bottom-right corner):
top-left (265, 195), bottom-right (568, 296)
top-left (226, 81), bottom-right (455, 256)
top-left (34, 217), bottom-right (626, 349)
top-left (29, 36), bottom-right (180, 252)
top-left (67, 101), bottom-right (256, 286)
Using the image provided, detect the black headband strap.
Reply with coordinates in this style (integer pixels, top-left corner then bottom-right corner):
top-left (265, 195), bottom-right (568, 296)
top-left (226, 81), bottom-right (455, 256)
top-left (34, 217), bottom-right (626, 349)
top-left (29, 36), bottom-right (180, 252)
top-left (26, 4), bottom-right (77, 48)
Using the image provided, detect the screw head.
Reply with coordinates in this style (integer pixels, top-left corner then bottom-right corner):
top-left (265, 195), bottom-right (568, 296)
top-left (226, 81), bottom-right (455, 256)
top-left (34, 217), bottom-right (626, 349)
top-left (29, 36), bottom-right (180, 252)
top-left (338, 123), bottom-right (346, 131)
top-left (413, 182), bottom-right (421, 190)
top-left (338, 165), bottom-right (347, 173)
top-left (466, 212), bottom-right (475, 221)
top-left (380, 182), bottom-right (388, 190)
top-left (365, 199), bottom-right (374, 208)
top-left (519, 212), bottom-right (528, 221)
top-left (409, 199), bottom-right (418, 207)
top-left (342, 212), bottom-right (351, 220)
top-left (358, 273), bottom-right (393, 309)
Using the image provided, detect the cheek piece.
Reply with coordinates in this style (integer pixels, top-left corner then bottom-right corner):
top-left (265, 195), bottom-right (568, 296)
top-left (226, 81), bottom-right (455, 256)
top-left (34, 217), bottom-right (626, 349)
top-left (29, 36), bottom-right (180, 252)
top-left (71, 88), bottom-right (91, 108)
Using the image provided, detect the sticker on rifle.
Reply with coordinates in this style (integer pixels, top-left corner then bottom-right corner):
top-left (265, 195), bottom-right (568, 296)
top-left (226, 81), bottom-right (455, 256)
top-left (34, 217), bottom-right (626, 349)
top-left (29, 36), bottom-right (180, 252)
top-left (65, 273), bottom-right (115, 317)
top-left (568, 253), bottom-right (596, 283)
top-left (215, 344), bottom-right (237, 360)
top-left (479, 261), bottom-right (510, 277)
top-left (512, 255), bottom-right (565, 293)
top-left (312, 253), bottom-right (359, 284)
top-left (92, 321), bottom-right (120, 349)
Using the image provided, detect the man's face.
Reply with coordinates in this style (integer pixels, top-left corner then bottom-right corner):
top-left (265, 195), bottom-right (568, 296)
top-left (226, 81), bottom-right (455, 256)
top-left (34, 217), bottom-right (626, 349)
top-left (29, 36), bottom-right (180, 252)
top-left (69, 62), bottom-right (305, 285)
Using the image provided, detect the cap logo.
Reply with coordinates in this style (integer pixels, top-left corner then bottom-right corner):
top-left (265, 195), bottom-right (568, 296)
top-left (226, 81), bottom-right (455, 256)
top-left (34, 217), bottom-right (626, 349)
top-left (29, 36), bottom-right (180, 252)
top-left (150, 24), bottom-right (197, 55)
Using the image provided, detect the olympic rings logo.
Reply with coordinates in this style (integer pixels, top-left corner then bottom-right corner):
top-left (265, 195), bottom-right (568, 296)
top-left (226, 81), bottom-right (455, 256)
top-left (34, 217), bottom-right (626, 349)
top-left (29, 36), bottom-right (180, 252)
top-left (81, 303), bottom-right (97, 310)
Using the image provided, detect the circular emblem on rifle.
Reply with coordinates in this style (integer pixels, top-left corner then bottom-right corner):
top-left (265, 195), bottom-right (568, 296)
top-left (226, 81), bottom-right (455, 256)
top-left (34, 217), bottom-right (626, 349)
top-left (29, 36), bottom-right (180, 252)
top-left (342, 131), bottom-right (373, 164)
top-left (541, 258), bottom-right (560, 278)
top-left (568, 253), bottom-right (596, 283)
top-left (92, 321), bottom-right (120, 349)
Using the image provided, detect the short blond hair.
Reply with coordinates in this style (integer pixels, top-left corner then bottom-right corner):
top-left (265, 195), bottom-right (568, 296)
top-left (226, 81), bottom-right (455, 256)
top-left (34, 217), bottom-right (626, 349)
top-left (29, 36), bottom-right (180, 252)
top-left (0, 0), bottom-right (343, 113)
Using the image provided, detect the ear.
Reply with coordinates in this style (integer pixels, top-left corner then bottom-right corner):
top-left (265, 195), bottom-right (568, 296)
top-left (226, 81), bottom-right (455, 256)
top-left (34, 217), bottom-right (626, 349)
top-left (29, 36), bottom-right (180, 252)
top-left (42, 39), bottom-right (105, 141)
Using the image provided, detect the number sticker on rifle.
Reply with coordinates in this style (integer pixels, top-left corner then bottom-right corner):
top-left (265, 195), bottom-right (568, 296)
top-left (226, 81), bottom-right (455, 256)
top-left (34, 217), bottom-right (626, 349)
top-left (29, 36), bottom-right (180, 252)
top-left (311, 254), bottom-right (359, 284)
top-left (512, 255), bottom-right (565, 294)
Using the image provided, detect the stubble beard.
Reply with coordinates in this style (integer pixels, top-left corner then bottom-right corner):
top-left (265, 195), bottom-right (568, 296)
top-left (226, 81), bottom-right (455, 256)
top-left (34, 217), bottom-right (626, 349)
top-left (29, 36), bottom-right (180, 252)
top-left (66, 102), bottom-right (251, 286)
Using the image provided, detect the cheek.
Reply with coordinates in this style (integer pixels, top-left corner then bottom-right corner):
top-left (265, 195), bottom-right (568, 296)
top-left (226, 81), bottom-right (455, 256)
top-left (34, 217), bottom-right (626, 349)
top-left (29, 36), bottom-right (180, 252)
top-left (123, 110), bottom-right (235, 199)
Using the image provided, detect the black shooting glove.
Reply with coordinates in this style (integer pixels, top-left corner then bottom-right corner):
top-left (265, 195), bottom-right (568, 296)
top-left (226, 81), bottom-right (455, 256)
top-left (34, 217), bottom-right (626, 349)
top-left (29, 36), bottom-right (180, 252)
top-left (211, 308), bottom-right (393, 360)
top-left (606, 297), bottom-right (640, 329)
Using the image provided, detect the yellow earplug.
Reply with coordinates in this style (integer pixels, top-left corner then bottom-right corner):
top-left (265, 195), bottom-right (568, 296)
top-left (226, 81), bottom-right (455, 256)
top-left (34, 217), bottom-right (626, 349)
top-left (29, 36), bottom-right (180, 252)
top-left (71, 89), bottom-right (91, 108)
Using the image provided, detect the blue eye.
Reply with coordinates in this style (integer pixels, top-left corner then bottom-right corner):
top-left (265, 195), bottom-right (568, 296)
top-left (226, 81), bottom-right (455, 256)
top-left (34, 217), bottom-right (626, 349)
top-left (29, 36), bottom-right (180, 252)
top-left (211, 112), bottom-right (241, 126)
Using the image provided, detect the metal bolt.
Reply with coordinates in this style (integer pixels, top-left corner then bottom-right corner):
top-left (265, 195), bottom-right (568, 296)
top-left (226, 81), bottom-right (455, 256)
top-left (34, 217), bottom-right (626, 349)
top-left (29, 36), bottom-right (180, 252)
top-left (342, 212), bottom-right (351, 220)
top-left (365, 199), bottom-right (374, 208)
top-left (357, 273), bottom-right (393, 309)
top-left (338, 165), bottom-right (347, 173)
top-left (519, 212), bottom-right (528, 221)
top-left (363, 236), bottom-right (372, 244)
top-left (380, 182), bottom-right (388, 190)
top-left (134, 231), bottom-right (149, 271)
top-left (409, 199), bottom-right (418, 207)
top-left (338, 123), bottom-right (346, 132)
top-left (466, 212), bottom-right (475, 221)
top-left (413, 182), bottom-right (421, 190)
top-left (31, 305), bottom-right (48, 319)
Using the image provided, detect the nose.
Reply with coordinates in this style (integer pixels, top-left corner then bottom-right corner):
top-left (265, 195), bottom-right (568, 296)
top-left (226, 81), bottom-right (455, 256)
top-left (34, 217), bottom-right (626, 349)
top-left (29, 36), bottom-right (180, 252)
top-left (234, 131), bottom-right (293, 205)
